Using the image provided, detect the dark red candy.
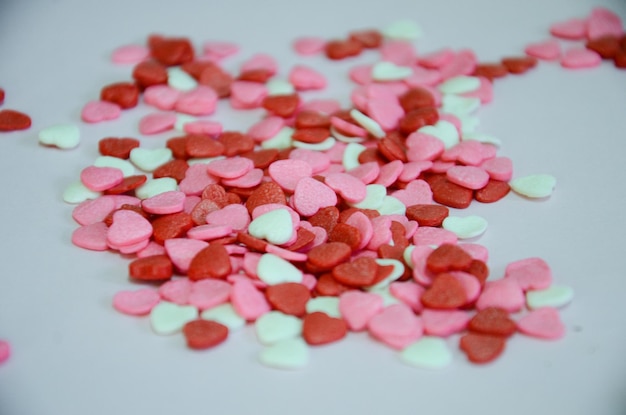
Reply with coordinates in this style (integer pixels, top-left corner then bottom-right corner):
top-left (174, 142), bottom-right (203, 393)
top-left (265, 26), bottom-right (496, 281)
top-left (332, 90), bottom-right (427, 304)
top-left (151, 212), bottom-right (194, 244)
top-left (265, 283), bottom-right (311, 317)
top-left (98, 137), bottom-right (140, 159)
top-left (420, 273), bottom-right (467, 309)
top-left (431, 177), bottom-right (474, 209)
top-left (101, 82), bottom-right (140, 109)
top-left (405, 204), bottom-right (449, 227)
top-left (188, 244), bottom-right (232, 280)
top-left (152, 159), bottom-right (189, 183)
top-left (0, 109), bottom-right (31, 131)
top-left (474, 180), bottom-right (511, 203)
top-left (103, 175), bottom-right (147, 195)
top-left (585, 35), bottom-right (621, 59)
top-left (129, 254), bottom-right (173, 281)
top-left (398, 87), bottom-right (436, 112)
top-left (325, 39), bottom-right (363, 60)
top-left (132, 61), bottom-right (168, 89)
top-left (183, 320), bottom-right (228, 349)
top-left (459, 333), bottom-right (506, 364)
top-left (426, 243), bottom-right (473, 274)
top-left (262, 94), bottom-right (300, 118)
top-left (468, 307), bottom-right (517, 337)
top-left (150, 37), bottom-right (194, 66)
top-left (501, 56), bottom-right (538, 74)
top-left (349, 29), bottom-right (383, 48)
top-left (302, 312), bottom-right (348, 345)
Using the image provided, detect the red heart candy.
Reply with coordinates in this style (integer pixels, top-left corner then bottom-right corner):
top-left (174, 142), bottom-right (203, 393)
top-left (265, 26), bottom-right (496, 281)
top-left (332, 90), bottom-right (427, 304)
top-left (459, 333), bottom-right (506, 364)
top-left (0, 109), bottom-right (32, 132)
top-left (421, 273), bottom-right (467, 309)
top-left (264, 282), bottom-right (311, 317)
top-left (303, 312), bottom-right (347, 345)
top-left (426, 243), bottom-right (473, 274)
top-left (183, 320), bottom-right (229, 349)
top-left (468, 307), bottom-right (517, 337)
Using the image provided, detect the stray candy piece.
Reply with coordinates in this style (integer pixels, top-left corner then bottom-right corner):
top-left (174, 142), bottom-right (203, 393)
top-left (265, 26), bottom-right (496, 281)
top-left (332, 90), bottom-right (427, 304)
top-left (38, 123), bottom-right (80, 149)
top-left (0, 109), bottom-right (32, 131)
top-left (0, 340), bottom-right (10, 364)
top-left (302, 312), bottom-right (348, 345)
top-left (113, 288), bottom-right (161, 316)
top-left (400, 336), bottom-right (453, 369)
top-left (509, 174), bottom-right (556, 198)
top-left (258, 337), bottom-right (309, 369)
top-left (459, 332), bottom-right (506, 364)
top-left (561, 48), bottom-right (602, 69)
top-left (517, 307), bottom-right (565, 340)
top-left (468, 307), bottom-right (516, 337)
top-left (255, 311), bottom-right (303, 345)
top-left (442, 215), bottom-right (488, 239)
top-left (183, 319), bottom-right (229, 349)
top-left (150, 301), bottom-right (198, 335)
top-left (111, 44), bottom-right (150, 64)
top-left (526, 285), bottom-right (574, 309)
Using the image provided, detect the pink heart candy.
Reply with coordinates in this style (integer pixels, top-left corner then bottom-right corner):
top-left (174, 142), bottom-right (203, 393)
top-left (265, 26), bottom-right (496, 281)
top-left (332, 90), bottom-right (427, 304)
top-left (344, 211), bottom-right (374, 250)
top-left (175, 86), bottom-right (218, 116)
top-left (205, 203), bottom-right (250, 231)
top-left (248, 116), bottom-right (284, 142)
top-left (289, 149), bottom-right (331, 174)
top-left (111, 44), bottom-right (150, 64)
top-left (375, 160), bottom-right (404, 187)
top-left (289, 65), bottom-right (327, 90)
top-left (183, 120), bottom-right (222, 136)
top-left (230, 81), bottom-right (268, 109)
top-left (405, 67), bottom-right (442, 87)
top-left (240, 53), bottom-right (278, 75)
top-left (188, 279), bottom-right (232, 310)
top-left (81, 100), bottom-right (121, 123)
top-left (391, 179), bottom-right (433, 206)
top-left (550, 18), bottom-right (588, 40)
top-left (411, 245), bottom-right (435, 286)
top-left (412, 226), bottom-right (457, 247)
top-left (587, 7), bottom-right (624, 39)
top-left (561, 47), bottom-right (602, 69)
top-left (505, 257), bottom-right (552, 291)
top-left (178, 164), bottom-right (218, 196)
top-left (80, 166), bottom-right (124, 192)
top-left (389, 281), bottom-right (425, 313)
top-left (202, 41), bottom-right (239, 59)
top-left (292, 177), bottom-right (338, 217)
top-left (72, 196), bottom-right (116, 226)
top-left (446, 165), bottom-right (490, 190)
top-left (339, 291), bottom-right (384, 331)
top-left (0, 340), bottom-right (11, 364)
top-left (163, 238), bottom-right (208, 273)
top-left (141, 190), bottom-right (186, 215)
top-left (113, 288), bottom-right (161, 316)
top-left (439, 49), bottom-right (476, 80)
top-left (324, 172), bottom-right (368, 204)
top-left (268, 159), bottom-right (313, 192)
top-left (368, 303), bottom-right (423, 350)
top-left (480, 156), bottom-right (513, 181)
top-left (476, 278), bottom-right (525, 312)
top-left (421, 309), bottom-right (471, 337)
top-left (525, 39), bottom-right (562, 61)
top-left (139, 112), bottom-right (177, 135)
top-left (366, 97), bottom-right (405, 131)
top-left (230, 278), bottom-right (270, 321)
top-left (143, 85), bottom-right (181, 110)
top-left (380, 40), bottom-right (417, 66)
top-left (106, 210), bottom-right (153, 247)
top-left (207, 157), bottom-right (254, 179)
top-left (517, 307), bottom-right (565, 340)
top-left (441, 140), bottom-right (485, 166)
top-left (222, 168), bottom-right (264, 188)
top-left (398, 161), bottom-right (433, 182)
top-left (349, 65), bottom-right (373, 86)
top-left (418, 48), bottom-right (455, 69)
top-left (448, 271), bottom-right (481, 303)
top-left (347, 161), bottom-right (380, 184)
top-left (460, 76), bottom-right (493, 104)
top-left (71, 222), bottom-right (109, 251)
top-left (293, 36), bottom-right (326, 56)
top-left (406, 132), bottom-right (444, 161)
top-left (158, 279), bottom-right (193, 305)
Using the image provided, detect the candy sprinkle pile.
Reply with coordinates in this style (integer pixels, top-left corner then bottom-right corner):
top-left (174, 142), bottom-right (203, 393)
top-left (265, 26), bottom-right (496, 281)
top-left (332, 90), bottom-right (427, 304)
top-left (36, 7), bottom-right (622, 369)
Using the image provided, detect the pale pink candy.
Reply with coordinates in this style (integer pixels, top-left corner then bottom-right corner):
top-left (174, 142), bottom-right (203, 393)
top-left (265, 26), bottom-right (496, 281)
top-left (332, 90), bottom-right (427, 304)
top-left (550, 18), bottom-right (588, 40)
top-left (561, 48), bottom-right (601, 69)
top-left (301, 273), bottom-right (317, 290)
top-left (268, 159), bottom-right (313, 192)
top-left (366, 97), bottom-right (405, 131)
top-left (137, 241), bottom-right (166, 258)
top-left (389, 281), bottom-right (425, 313)
top-left (344, 211), bottom-right (374, 250)
top-left (116, 238), bottom-right (150, 254)
top-left (289, 148), bottom-right (331, 174)
top-left (325, 172), bottom-right (367, 203)
top-left (113, 288), bottom-right (161, 316)
top-left (186, 223), bottom-right (233, 240)
top-left (289, 65), bottom-right (326, 90)
top-left (207, 157), bottom-right (254, 179)
top-left (228, 273), bottom-right (267, 290)
top-left (398, 161), bottom-right (432, 182)
top-left (179, 164), bottom-right (218, 196)
top-left (139, 112), bottom-right (177, 135)
top-left (265, 245), bottom-right (308, 262)
top-left (380, 40), bottom-right (417, 66)
top-left (242, 252), bottom-right (262, 279)
top-left (141, 190), bottom-right (185, 215)
top-left (441, 140), bottom-right (484, 166)
top-left (429, 161), bottom-right (456, 173)
top-left (439, 49), bottom-right (476, 80)
top-left (413, 227), bottom-right (458, 247)
top-left (404, 221), bottom-right (419, 239)
top-left (164, 238), bottom-right (208, 273)
top-left (446, 165), bottom-right (490, 190)
top-left (478, 143), bottom-right (497, 160)
top-left (476, 278), bottom-right (525, 312)
top-left (349, 65), bottom-right (373, 85)
top-left (339, 291), bottom-right (384, 331)
top-left (241, 53), bottom-right (278, 75)
top-left (222, 168), bottom-right (264, 188)
top-left (183, 120), bottom-right (222, 136)
top-left (449, 271), bottom-right (482, 303)
top-left (299, 99), bottom-right (341, 115)
top-left (206, 204), bottom-right (250, 231)
top-left (350, 87), bottom-right (370, 112)
top-left (368, 303), bottom-right (423, 350)
top-left (411, 245), bottom-right (436, 286)
top-left (188, 279), bottom-right (232, 310)
top-left (374, 160), bottom-right (404, 187)
top-left (421, 309), bottom-right (470, 337)
top-left (230, 81), bottom-right (268, 109)
top-left (480, 156), bottom-right (513, 181)
top-left (202, 41), bottom-right (239, 59)
top-left (231, 279), bottom-right (270, 321)
top-left (175, 86), bottom-right (218, 116)
top-left (107, 210), bottom-right (152, 247)
top-left (406, 132), bottom-right (444, 161)
top-left (391, 179), bottom-right (433, 206)
top-left (143, 85), bottom-right (181, 110)
top-left (367, 216), bottom-right (393, 251)
top-left (248, 116), bottom-right (284, 142)
top-left (517, 307), bottom-right (565, 340)
top-left (71, 222), bottom-right (109, 251)
top-left (111, 195), bottom-right (141, 208)
top-left (293, 36), bottom-right (326, 55)
top-left (292, 177), bottom-right (337, 217)
top-left (0, 340), bottom-right (10, 364)
top-left (299, 222), bottom-right (327, 248)
top-left (587, 7), bottom-right (624, 39)
top-left (404, 67), bottom-right (442, 87)
top-left (111, 44), bottom-right (150, 64)
top-left (183, 196), bottom-right (201, 214)
top-left (72, 196), bottom-right (116, 226)
top-left (460, 76), bottom-right (493, 104)
top-left (81, 100), bottom-right (121, 123)
top-left (159, 279), bottom-right (193, 305)
top-left (419, 48), bottom-right (455, 69)
top-left (505, 257), bottom-right (552, 291)
top-left (331, 116), bottom-right (367, 137)
top-left (525, 39), bottom-right (562, 61)
top-left (225, 245), bottom-right (247, 255)
top-left (459, 243), bottom-right (489, 262)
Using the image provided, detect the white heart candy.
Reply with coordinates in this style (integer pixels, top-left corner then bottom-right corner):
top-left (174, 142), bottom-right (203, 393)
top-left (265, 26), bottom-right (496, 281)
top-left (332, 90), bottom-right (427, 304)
top-left (266, 78), bottom-right (295, 95)
top-left (167, 67), bottom-right (198, 91)
top-left (418, 120), bottom-right (459, 149)
top-left (150, 301), bottom-right (198, 335)
top-left (135, 177), bottom-right (178, 199)
top-left (441, 94), bottom-right (481, 115)
top-left (258, 338), bottom-right (309, 370)
top-left (248, 209), bottom-right (294, 245)
top-left (376, 195), bottom-right (406, 216)
top-left (510, 174), bottom-right (557, 198)
top-left (260, 126), bottom-right (294, 150)
top-left (526, 285), bottom-right (574, 309)
top-left (175, 114), bottom-right (198, 131)
top-left (62, 181), bottom-right (100, 204)
top-left (292, 136), bottom-right (337, 151)
top-left (349, 109), bottom-right (385, 138)
top-left (39, 123), bottom-right (80, 149)
top-left (371, 61), bottom-right (413, 81)
top-left (349, 184), bottom-right (387, 210)
top-left (442, 215), bottom-right (488, 239)
top-left (94, 156), bottom-right (136, 177)
top-left (400, 336), bottom-right (453, 369)
top-left (200, 303), bottom-right (246, 330)
top-left (257, 253), bottom-right (303, 285)
top-left (305, 296), bottom-right (341, 318)
top-left (255, 311), bottom-right (303, 345)
top-left (342, 142), bottom-right (367, 171)
top-left (438, 75), bottom-right (481, 94)
top-left (130, 148), bottom-right (173, 172)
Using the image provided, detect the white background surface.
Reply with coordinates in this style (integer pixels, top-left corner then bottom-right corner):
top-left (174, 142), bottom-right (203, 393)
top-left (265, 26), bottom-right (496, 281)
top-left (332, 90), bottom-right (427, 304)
top-left (1, 0), bottom-right (626, 414)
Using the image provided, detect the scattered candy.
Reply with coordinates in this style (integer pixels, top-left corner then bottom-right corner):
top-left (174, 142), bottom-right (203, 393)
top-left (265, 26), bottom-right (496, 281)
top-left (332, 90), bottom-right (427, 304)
top-left (0, 340), bottom-right (10, 364)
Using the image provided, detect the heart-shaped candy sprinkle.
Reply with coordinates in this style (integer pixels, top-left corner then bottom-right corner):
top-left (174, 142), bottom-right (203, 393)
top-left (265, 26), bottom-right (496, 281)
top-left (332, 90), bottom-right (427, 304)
top-left (257, 253), bottom-right (303, 285)
top-left (230, 279), bottom-right (270, 321)
top-left (258, 338), bottom-right (309, 369)
top-left (80, 166), bottom-right (124, 192)
top-left (525, 39), bottom-right (561, 60)
top-left (368, 303), bottom-right (423, 349)
top-left (292, 177), bottom-right (338, 217)
top-left (255, 311), bottom-right (303, 345)
top-left (517, 307), bottom-right (565, 340)
top-left (138, 112), bottom-right (177, 135)
top-left (400, 336), bottom-right (453, 369)
top-left (182, 320), bottom-right (229, 349)
top-left (0, 109), bottom-right (32, 131)
top-left (418, 120), bottom-right (459, 149)
top-left (459, 333), bottom-right (506, 364)
top-left (371, 61), bottom-right (413, 81)
top-left (561, 48), bottom-right (602, 69)
top-left (150, 301), bottom-right (198, 335)
top-left (39, 123), bottom-right (80, 149)
top-left (71, 222), bottom-right (109, 251)
top-left (248, 208), bottom-right (294, 245)
top-left (302, 312), bottom-right (347, 345)
top-left (505, 257), bottom-right (552, 291)
top-left (113, 288), bottom-right (161, 316)
top-left (526, 285), bottom-right (574, 309)
top-left (130, 148), bottom-right (173, 172)
top-left (200, 303), bottom-right (246, 331)
top-left (442, 215), bottom-right (488, 239)
top-left (81, 100), bottom-right (121, 123)
top-left (468, 307), bottom-right (517, 337)
top-left (476, 278), bottom-right (525, 312)
top-left (107, 209), bottom-right (153, 247)
top-left (549, 18), bottom-right (587, 40)
top-left (338, 291), bottom-right (384, 331)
